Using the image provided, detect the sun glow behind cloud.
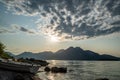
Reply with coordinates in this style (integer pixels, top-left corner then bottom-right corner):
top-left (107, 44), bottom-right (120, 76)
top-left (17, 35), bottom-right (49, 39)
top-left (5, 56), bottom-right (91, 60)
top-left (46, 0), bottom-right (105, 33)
top-left (0, 0), bottom-right (120, 41)
top-left (50, 36), bottom-right (59, 42)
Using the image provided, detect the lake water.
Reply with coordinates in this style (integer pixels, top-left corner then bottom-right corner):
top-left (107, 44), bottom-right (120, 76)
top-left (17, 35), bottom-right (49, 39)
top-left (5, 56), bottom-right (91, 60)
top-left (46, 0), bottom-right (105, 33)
top-left (37, 60), bottom-right (120, 80)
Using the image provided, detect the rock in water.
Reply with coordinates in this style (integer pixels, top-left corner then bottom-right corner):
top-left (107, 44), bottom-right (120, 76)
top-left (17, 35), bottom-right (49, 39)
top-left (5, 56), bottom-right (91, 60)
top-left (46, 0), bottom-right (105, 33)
top-left (51, 67), bottom-right (67, 73)
top-left (44, 67), bottom-right (50, 72)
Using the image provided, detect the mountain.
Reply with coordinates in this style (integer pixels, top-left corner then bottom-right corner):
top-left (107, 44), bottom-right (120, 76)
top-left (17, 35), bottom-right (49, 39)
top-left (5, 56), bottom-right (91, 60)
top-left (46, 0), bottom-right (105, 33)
top-left (15, 47), bottom-right (120, 60)
top-left (15, 52), bottom-right (36, 59)
top-left (5, 52), bottom-right (15, 57)
top-left (15, 51), bottom-right (54, 60)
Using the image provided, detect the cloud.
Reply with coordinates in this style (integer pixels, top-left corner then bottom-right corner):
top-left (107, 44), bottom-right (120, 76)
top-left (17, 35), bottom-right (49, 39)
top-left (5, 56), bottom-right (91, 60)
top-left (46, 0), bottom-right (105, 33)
top-left (0, 25), bottom-right (15, 34)
top-left (11, 24), bottom-right (35, 34)
top-left (0, 24), bottom-right (35, 34)
top-left (20, 27), bottom-right (35, 34)
top-left (1, 0), bottom-right (120, 40)
top-left (0, 28), bottom-right (14, 33)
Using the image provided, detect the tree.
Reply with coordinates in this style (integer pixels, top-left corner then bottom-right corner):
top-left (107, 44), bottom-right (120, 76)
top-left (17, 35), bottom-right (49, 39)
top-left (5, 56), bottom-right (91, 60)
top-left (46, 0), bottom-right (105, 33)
top-left (0, 42), bottom-right (5, 54)
top-left (0, 42), bottom-right (12, 59)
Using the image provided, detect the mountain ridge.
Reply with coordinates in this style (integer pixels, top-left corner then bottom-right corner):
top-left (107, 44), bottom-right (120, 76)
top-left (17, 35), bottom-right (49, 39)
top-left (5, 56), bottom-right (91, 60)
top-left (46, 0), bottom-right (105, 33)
top-left (13, 47), bottom-right (120, 60)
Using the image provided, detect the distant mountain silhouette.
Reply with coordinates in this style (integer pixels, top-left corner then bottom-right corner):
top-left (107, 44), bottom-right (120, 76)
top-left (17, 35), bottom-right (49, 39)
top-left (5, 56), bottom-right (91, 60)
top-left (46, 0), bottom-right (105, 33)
top-left (15, 47), bottom-right (120, 60)
top-left (5, 52), bottom-right (15, 57)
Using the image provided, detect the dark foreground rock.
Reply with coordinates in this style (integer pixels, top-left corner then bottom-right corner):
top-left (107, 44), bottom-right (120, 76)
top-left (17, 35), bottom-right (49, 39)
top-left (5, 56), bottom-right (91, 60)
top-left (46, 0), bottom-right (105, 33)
top-left (44, 66), bottom-right (67, 73)
top-left (0, 69), bottom-right (41, 80)
top-left (44, 67), bottom-right (50, 72)
top-left (51, 67), bottom-right (67, 73)
top-left (95, 78), bottom-right (109, 80)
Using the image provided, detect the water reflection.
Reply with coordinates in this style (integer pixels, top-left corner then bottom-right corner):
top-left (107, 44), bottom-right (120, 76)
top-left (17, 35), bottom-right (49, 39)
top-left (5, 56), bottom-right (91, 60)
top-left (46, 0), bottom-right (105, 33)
top-left (46, 72), bottom-right (62, 80)
top-left (38, 61), bottom-right (120, 80)
top-left (51, 60), bottom-right (56, 66)
top-left (48, 75), bottom-right (55, 80)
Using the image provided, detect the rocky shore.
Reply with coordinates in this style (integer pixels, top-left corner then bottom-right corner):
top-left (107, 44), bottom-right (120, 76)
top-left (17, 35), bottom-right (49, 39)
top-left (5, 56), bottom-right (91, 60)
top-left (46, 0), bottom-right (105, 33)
top-left (0, 69), bottom-right (41, 80)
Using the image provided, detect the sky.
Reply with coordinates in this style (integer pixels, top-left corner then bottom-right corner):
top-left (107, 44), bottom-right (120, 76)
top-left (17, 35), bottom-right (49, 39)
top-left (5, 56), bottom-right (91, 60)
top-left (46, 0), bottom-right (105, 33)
top-left (0, 0), bottom-right (120, 56)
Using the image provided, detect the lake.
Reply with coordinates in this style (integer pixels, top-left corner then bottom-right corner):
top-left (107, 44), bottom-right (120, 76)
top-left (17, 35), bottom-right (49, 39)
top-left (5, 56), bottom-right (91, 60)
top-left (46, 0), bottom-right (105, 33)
top-left (37, 60), bottom-right (120, 80)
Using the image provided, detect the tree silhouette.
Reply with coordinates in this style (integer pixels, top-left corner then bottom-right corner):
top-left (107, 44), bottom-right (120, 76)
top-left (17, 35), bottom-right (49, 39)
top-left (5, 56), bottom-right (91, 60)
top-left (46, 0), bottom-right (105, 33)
top-left (0, 42), bottom-right (12, 59)
top-left (0, 42), bottom-right (5, 54)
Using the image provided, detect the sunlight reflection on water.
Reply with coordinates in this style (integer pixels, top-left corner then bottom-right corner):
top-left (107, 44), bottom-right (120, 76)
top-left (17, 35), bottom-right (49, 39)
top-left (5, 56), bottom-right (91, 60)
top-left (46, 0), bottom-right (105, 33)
top-left (37, 61), bottom-right (120, 80)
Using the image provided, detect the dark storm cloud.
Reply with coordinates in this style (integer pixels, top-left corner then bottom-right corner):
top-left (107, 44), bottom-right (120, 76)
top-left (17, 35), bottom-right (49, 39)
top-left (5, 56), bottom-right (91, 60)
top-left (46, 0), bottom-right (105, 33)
top-left (1, 0), bottom-right (120, 40)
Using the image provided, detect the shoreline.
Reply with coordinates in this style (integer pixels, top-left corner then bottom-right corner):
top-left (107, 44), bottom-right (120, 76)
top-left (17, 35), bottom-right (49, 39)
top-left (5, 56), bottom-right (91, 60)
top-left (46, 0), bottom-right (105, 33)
top-left (0, 69), bottom-right (41, 80)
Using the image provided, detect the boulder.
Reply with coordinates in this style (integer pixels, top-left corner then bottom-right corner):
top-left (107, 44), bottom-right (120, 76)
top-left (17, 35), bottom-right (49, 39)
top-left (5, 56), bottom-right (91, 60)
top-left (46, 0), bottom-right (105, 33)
top-left (44, 67), bottom-right (50, 72)
top-left (51, 67), bottom-right (67, 73)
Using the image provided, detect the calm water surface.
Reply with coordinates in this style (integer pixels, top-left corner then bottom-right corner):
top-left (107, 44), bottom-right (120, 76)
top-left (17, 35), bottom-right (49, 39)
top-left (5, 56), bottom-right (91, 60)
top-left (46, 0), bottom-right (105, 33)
top-left (37, 60), bottom-right (120, 80)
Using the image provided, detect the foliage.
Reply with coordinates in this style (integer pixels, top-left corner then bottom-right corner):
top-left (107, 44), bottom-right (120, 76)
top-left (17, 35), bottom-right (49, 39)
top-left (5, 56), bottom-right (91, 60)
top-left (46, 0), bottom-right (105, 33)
top-left (0, 42), bottom-right (5, 54)
top-left (0, 52), bottom-right (13, 59)
top-left (0, 42), bottom-right (12, 59)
